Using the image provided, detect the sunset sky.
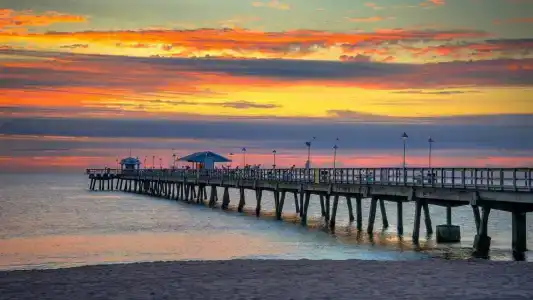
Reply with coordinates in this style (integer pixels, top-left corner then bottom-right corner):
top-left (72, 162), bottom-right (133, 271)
top-left (0, 0), bottom-right (532, 172)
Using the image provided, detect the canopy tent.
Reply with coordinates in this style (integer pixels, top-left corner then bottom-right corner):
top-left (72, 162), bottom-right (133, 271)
top-left (178, 151), bottom-right (231, 169)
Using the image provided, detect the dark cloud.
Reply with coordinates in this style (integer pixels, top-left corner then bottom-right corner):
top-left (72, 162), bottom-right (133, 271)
top-left (0, 115), bottom-right (531, 152)
top-left (2, 49), bottom-right (533, 91)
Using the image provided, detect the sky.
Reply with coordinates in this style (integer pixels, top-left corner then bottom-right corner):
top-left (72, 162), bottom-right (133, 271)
top-left (0, 0), bottom-right (532, 172)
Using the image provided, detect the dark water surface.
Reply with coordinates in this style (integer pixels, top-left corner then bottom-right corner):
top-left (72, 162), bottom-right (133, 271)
top-left (0, 173), bottom-right (531, 270)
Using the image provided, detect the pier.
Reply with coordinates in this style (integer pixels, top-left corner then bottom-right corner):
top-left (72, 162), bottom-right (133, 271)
top-left (86, 167), bottom-right (533, 260)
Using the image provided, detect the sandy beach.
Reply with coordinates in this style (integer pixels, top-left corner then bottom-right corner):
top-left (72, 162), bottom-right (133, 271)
top-left (1, 259), bottom-right (532, 300)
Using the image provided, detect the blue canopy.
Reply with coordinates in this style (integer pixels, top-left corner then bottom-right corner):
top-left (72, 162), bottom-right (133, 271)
top-left (178, 151), bottom-right (231, 163)
top-left (120, 157), bottom-right (140, 165)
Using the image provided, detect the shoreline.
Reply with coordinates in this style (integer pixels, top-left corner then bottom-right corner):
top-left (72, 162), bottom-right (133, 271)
top-left (1, 259), bottom-right (533, 300)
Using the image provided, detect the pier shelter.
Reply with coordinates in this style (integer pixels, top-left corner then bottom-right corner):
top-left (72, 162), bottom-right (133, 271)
top-left (178, 151), bottom-right (231, 170)
top-left (120, 157), bottom-right (141, 171)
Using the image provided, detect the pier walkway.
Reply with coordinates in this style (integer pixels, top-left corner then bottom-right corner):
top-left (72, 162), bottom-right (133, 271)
top-left (86, 167), bottom-right (533, 260)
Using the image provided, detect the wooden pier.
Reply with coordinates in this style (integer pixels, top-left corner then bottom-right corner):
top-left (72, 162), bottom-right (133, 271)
top-left (86, 167), bottom-right (533, 260)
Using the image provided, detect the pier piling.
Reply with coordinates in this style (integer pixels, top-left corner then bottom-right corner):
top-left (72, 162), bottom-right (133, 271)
top-left (397, 201), bottom-right (404, 235)
top-left (512, 211), bottom-right (527, 261)
top-left (238, 187), bottom-right (246, 212)
top-left (346, 196), bottom-right (355, 222)
top-left (473, 206), bottom-right (491, 258)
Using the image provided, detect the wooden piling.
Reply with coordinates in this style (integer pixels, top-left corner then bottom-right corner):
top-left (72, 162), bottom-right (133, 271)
top-left (208, 185), bottom-right (216, 207)
top-left (293, 192), bottom-right (300, 214)
top-left (299, 191), bottom-right (305, 217)
top-left (379, 199), bottom-right (389, 228)
top-left (300, 192), bottom-right (311, 226)
top-left (355, 195), bottom-right (362, 231)
top-left (238, 187), bottom-right (246, 212)
top-left (276, 191), bottom-right (286, 220)
top-left (325, 195), bottom-right (331, 221)
top-left (346, 196), bottom-right (355, 222)
top-left (412, 199), bottom-right (423, 244)
top-left (511, 211), bottom-right (527, 261)
top-left (422, 201), bottom-right (433, 235)
top-left (367, 197), bottom-right (378, 234)
top-left (320, 195), bottom-right (326, 217)
top-left (397, 201), bottom-right (404, 235)
top-left (472, 205), bottom-right (481, 232)
top-left (329, 194), bottom-right (339, 231)
top-left (255, 189), bottom-right (263, 217)
top-left (222, 187), bottom-right (230, 210)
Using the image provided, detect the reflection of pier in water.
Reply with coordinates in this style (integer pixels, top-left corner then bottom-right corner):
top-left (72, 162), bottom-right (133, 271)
top-left (86, 167), bottom-right (533, 260)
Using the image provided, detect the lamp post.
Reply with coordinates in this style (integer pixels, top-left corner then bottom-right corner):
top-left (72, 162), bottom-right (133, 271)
top-left (333, 138), bottom-right (339, 169)
top-left (242, 148), bottom-right (247, 167)
top-left (428, 137), bottom-right (434, 169)
top-left (305, 137), bottom-right (316, 169)
top-left (116, 158), bottom-right (119, 171)
top-left (159, 157), bottom-right (162, 169)
top-left (143, 156), bottom-right (147, 170)
top-left (229, 153), bottom-right (234, 168)
top-left (152, 155), bottom-right (155, 169)
top-left (172, 153), bottom-right (176, 170)
top-left (401, 132), bottom-right (408, 183)
top-left (272, 150), bottom-right (277, 169)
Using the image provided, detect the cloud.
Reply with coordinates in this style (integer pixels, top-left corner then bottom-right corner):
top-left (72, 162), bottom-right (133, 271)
top-left (2, 49), bottom-right (533, 95)
top-left (346, 16), bottom-right (386, 22)
top-left (0, 27), bottom-right (490, 59)
top-left (391, 90), bottom-right (481, 95)
top-left (251, 0), bottom-right (290, 10)
top-left (339, 54), bottom-right (372, 62)
top-left (59, 44), bottom-right (89, 49)
top-left (1, 115), bottom-right (531, 152)
top-left (0, 9), bottom-right (87, 32)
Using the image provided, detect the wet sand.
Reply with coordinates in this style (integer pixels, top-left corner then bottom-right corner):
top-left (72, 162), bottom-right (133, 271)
top-left (1, 259), bottom-right (532, 300)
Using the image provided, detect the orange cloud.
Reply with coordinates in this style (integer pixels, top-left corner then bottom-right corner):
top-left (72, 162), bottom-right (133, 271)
top-left (0, 9), bottom-right (87, 33)
top-left (346, 16), bottom-right (386, 22)
top-left (0, 27), bottom-right (489, 60)
top-left (251, 0), bottom-right (291, 10)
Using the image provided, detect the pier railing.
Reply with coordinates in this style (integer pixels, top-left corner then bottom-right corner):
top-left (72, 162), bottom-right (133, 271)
top-left (87, 167), bottom-right (533, 192)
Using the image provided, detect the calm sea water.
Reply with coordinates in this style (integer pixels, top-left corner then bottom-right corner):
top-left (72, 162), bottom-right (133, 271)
top-left (0, 173), bottom-right (531, 270)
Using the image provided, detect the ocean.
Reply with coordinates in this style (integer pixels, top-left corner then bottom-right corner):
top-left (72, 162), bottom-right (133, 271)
top-left (0, 173), bottom-right (531, 271)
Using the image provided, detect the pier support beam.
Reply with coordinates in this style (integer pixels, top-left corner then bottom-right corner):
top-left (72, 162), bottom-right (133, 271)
top-left (397, 201), bottom-right (404, 236)
top-left (473, 206), bottom-right (492, 259)
top-left (346, 196), bottom-right (355, 222)
top-left (367, 197), bottom-right (378, 234)
top-left (238, 187), bottom-right (246, 212)
top-left (436, 205), bottom-right (461, 243)
top-left (355, 195), bottom-right (362, 231)
top-left (293, 192), bottom-right (300, 214)
top-left (222, 187), bottom-right (230, 210)
top-left (300, 192), bottom-right (311, 226)
top-left (412, 199), bottom-right (423, 245)
top-left (422, 201), bottom-right (433, 235)
top-left (319, 195), bottom-right (326, 217)
top-left (209, 185), bottom-right (217, 208)
top-left (379, 199), bottom-right (389, 229)
top-left (276, 191), bottom-right (286, 220)
top-left (512, 211), bottom-right (527, 261)
top-left (255, 189), bottom-right (263, 217)
top-left (329, 195), bottom-right (340, 232)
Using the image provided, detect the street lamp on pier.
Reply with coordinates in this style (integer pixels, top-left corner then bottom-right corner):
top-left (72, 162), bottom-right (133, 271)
top-left (305, 137), bottom-right (316, 169)
top-left (229, 153), bottom-right (234, 168)
top-left (333, 138), bottom-right (339, 169)
top-left (428, 137), bottom-right (435, 169)
top-left (159, 157), bottom-right (162, 169)
top-left (152, 155), bottom-right (155, 169)
top-left (143, 156), bottom-right (147, 170)
top-left (272, 150), bottom-right (277, 169)
top-left (401, 132), bottom-right (408, 183)
top-left (172, 153), bottom-right (176, 170)
top-left (242, 148), bottom-right (247, 167)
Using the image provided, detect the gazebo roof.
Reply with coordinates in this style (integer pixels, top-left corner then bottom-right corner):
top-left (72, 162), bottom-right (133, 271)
top-left (178, 151), bottom-right (231, 163)
top-left (120, 157), bottom-right (140, 165)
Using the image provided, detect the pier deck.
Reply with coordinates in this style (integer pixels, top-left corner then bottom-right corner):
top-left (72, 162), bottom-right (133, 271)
top-left (86, 167), bottom-right (533, 260)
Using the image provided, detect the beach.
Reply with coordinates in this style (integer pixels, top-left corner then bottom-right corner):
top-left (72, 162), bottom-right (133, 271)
top-left (1, 259), bottom-right (533, 300)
